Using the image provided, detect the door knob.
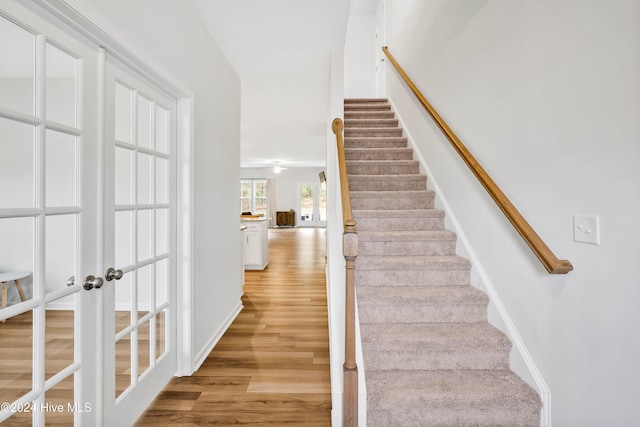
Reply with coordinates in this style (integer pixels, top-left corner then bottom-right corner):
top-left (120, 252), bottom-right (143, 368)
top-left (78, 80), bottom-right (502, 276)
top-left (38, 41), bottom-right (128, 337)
top-left (105, 267), bottom-right (123, 281)
top-left (83, 275), bottom-right (104, 290)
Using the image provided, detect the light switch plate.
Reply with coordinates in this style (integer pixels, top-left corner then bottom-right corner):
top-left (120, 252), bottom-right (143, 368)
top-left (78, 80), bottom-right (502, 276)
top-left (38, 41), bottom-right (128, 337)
top-left (573, 215), bottom-right (600, 245)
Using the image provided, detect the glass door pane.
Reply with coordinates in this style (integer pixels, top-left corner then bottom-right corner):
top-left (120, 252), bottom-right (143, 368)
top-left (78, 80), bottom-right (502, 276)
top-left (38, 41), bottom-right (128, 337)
top-left (0, 16), bottom-right (35, 115)
top-left (318, 182), bottom-right (327, 223)
top-left (240, 181), bottom-right (251, 213)
top-left (0, 117), bottom-right (35, 209)
top-left (253, 180), bottom-right (267, 217)
top-left (299, 184), bottom-right (314, 224)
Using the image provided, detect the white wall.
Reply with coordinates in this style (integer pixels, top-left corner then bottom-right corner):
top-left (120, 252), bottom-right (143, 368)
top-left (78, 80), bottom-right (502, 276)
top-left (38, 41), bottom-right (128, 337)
top-left (344, 13), bottom-right (377, 98)
top-left (383, 0), bottom-right (640, 425)
top-left (83, 0), bottom-right (242, 366)
top-left (241, 167), bottom-right (325, 216)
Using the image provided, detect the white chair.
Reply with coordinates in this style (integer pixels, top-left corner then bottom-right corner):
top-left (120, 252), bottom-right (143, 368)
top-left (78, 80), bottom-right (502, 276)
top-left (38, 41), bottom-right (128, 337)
top-left (0, 272), bottom-right (31, 321)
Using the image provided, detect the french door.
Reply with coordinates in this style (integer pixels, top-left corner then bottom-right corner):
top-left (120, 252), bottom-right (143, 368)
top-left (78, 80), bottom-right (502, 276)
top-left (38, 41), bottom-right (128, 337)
top-left (0, 3), bottom-right (101, 425)
top-left (0, 2), bottom-right (177, 425)
top-left (297, 181), bottom-right (327, 227)
top-left (102, 57), bottom-right (177, 426)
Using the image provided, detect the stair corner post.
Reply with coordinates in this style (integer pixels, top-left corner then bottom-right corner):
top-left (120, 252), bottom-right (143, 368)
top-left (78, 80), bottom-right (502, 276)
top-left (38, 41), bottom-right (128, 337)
top-left (343, 219), bottom-right (358, 427)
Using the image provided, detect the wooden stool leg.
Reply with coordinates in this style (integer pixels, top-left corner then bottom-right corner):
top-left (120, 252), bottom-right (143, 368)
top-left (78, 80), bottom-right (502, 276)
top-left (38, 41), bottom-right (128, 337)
top-left (1, 282), bottom-right (7, 309)
top-left (14, 279), bottom-right (26, 302)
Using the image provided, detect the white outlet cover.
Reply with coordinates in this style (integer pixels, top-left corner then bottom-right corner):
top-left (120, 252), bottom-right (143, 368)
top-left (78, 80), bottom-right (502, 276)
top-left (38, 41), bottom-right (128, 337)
top-left (573, 214), bottom-right (600, 245)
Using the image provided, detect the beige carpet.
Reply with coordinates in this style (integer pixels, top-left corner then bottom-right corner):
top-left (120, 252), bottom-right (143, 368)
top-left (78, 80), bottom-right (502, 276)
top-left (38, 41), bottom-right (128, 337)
top-left (345, 98), bottom-right (541, 426)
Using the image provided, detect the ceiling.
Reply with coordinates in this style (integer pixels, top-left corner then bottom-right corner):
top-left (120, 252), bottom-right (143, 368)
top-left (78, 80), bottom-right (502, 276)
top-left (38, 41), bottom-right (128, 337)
top-left (190, 0), bottom-right (379, 169)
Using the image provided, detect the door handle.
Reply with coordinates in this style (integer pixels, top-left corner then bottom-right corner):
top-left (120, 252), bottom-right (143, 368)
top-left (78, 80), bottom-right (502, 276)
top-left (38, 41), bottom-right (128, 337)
top-left (83, 275), bottom-right (104, 290)
top-left (105, 267), bottom-right (123, 281)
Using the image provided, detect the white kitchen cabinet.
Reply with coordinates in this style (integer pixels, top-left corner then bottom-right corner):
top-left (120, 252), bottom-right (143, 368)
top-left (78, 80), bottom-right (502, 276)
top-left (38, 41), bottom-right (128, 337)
top-left (241, 219), bottom-right (268, 270)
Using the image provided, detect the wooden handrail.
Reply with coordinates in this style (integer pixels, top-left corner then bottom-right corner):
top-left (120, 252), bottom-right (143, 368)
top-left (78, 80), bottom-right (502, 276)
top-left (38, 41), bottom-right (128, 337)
top-left (332, 118), bottom-right (358, 426)
top-left (332, 118), bottom-right (353, 227)
top-left (382, 46), bottom-right (573, 274)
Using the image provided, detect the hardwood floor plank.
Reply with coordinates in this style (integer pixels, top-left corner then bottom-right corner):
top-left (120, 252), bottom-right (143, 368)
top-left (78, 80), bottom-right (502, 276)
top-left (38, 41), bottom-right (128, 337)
top-left (136, 227), bottom-right (331, 425)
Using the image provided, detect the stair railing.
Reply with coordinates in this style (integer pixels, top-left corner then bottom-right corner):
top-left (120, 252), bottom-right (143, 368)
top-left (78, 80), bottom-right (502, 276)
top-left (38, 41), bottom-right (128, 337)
top-left (382, 46), bottom-right (573, 274)
top-left (332, 117), bottom-right (358, 426)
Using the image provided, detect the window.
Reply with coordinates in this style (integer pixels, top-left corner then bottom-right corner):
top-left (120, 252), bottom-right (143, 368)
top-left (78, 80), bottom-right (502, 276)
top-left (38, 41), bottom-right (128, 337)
top-left (240, 179), bottom-right (268, 216)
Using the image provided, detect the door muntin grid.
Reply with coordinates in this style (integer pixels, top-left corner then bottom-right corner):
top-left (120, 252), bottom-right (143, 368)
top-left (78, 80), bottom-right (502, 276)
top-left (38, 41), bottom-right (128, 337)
top-left (112, 79), bottom-right (173, 400)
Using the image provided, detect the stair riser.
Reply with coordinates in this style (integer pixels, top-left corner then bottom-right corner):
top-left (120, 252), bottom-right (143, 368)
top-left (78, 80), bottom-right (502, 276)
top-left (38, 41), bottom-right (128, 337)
top-left (349, 178), bottom-right (427, 192)
top-left (344, 139), bottom-right (408, 149)
top-left (351, 196), bottom-right (434, 210)
top-left (345, 120), bottom-right (398, 128)
top-left (362, 349), bottom-right (510, 371)
top-left (358, 305), bottom-right (488, 324)
top-left (359, 241), bottom-right (456, 256)
top-left (347, 163), bottom-right (420, 175)
top-left (353, 216), bottom-right (444, 231)
top-left (345, 150), bottom-right (413, 161)
top-left (356, 269), bottom-right (470, 287)
top-left (346, 128), bottom-right (402, 137)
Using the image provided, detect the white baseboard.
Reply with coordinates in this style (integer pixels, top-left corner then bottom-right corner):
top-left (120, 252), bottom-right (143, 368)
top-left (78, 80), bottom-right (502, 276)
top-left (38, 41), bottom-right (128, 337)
top-left (193, 301), bottom-right (243, 372)
top-left (390, 99), bottom-right (551, 427)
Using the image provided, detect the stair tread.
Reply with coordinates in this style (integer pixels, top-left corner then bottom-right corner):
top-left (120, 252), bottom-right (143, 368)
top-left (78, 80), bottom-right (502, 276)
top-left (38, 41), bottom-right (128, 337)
top-left (353, 209), bottom-right (444, 218)
top-left (359, 230), bottom-right (456, 241)
top-left (367, 370), bottom-right (541, 412)
top-left (344, 147), bottom-right (412, 152)
top-left (345, 118), bottom-right (397, 123)
top-left (346, 159), bottom-right (419, 165)
top-left (349, 174), bottom-right (425, 181)
top-left (357, 285), bottom-right (488, 305)
top-left (351, 190), bottom-right (434, 198)
top-left (344, 138), bottom-right (408, 148)
top-left (360, 322), bottom-right (510, 349)
top-left (344, 136), bottom-right (406, 141)
top-left (357, 255), bottom-right (471, 270)
top-left (346, 126), bottom-right (400, 130)
top-left (345, 104), bottom-right (391, 110)
top-left (344, 110), bottom-right (396, 115)
top-left (345, 98), bottom-right (388, 102)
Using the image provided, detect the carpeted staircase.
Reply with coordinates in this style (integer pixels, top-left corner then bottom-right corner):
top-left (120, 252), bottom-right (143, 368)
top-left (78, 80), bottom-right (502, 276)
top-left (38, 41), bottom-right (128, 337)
top-left (344, 98), bottom-right (541, 426)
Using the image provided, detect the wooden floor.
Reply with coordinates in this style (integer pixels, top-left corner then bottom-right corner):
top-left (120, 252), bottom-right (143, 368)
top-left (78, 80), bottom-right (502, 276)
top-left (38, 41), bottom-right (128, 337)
top-left (135, 227), bottom-right (332, 426)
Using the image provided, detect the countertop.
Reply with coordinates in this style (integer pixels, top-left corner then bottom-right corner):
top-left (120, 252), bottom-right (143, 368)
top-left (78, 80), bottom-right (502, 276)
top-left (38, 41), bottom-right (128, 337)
top-left (240, 217), bottom-right (268, 222)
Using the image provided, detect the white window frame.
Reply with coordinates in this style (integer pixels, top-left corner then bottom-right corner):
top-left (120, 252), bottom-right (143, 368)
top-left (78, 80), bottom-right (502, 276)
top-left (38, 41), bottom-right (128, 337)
top-left (240, 179), bottom-right (267, 216)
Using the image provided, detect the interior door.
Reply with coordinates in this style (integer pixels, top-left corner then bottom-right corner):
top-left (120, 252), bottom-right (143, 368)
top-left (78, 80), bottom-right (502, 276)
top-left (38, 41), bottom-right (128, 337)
top-left (0, 3), bottom-right (100, 426)
top-left (102, 58), bottom-right (177, 426)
